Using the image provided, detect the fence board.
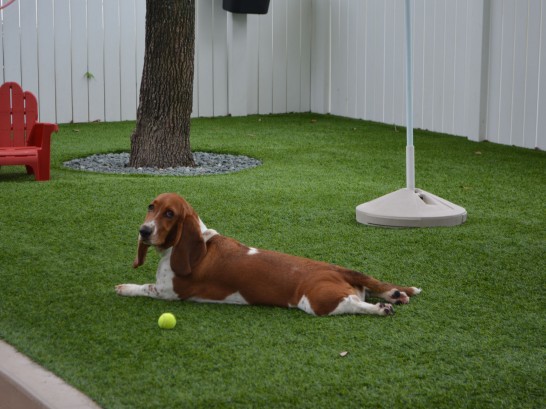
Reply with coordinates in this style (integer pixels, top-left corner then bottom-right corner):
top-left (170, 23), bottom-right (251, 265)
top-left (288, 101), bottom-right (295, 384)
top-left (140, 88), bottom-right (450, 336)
top-left (104, 0), bottom-right (121, 122)
top-left (120, 0), bottom-right (137, 121)
top-left (136, 0), bottom-right (145, 106)
top-left (286, 0), bottom-right (301, 113)
top-left (330, 0), bottom-right (341, 115)
top-left (71, 0), bottom-right (89, 123)
top-left (510, 1), bottom-right (529, 148)
top-left (37, 0), bottom-right (55, 122)
top-left (412, 0), bottom-right (424, 129)
top-left (364, 0), bottom-right (375, 121)
top-left (523, 0), bottom-right (541, 149)
top-left (372, 0), bottom-right (380, 121)
top-left (432, 0), bottom-right (445, 132)
top-left (197, 0), bottom-right (214, 117)
top-left (258, 10), bottom-right (273, 114)
top-left (464, 0), bottom-right (489, 142)
top-left (310, 0), bottom-right (329, 114)
top-left (300, 0), bottom-right (312, 112)
top-left (20, 0), bottom-right (38, 96)
top-left (442, 0), bottom-right (456, 135)
top-left (0, 5), bottom-right (3, 85)
top-left (247, 15), bottom-right (259, 115)
top-left (272, 0), bottom-right (287, 113)
top-left (498, 0), bottom-right (516, 146)
top-left (54, 0), bottom-right (72, 123)
top-left (345, 0), bottom-right (358, 118)
top-left (421, 1), bottom-right (434, 131)
top-left (87, 1), bottom-right (105, 122)
top-left (213, 0), bottom-right (228, 116)
top-left (3, 1), bottom-right (21, 84)
top-left (355, 0), bottom-right (367, 119)
top-left (537, 3), bottom-right (546, 150)
top-left (340, 0), bottom-right (349, 116)
top-left (228, 13), bottom-right (248, 116)
top-left (452, 0), bottom-right (467, 137)
top-left (486, 1), bottom-right (503, 142)
top-left (383, 0), bottom-right (395, 124)
top-left (193, 9), bottom-right (199, 119)
top-left (373, 1), bottom-right (385, 123)
top-left (393, 0), bottom-right (405, 127)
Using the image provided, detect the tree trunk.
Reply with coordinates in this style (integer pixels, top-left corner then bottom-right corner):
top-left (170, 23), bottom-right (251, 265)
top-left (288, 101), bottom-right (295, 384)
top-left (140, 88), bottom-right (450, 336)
top-left (129, 0), bottom-right (195, 168)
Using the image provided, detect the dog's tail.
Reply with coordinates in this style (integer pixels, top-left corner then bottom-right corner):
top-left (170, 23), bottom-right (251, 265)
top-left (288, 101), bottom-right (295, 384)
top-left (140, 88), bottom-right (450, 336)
top-left (339, 268), bottom-right (421, 298)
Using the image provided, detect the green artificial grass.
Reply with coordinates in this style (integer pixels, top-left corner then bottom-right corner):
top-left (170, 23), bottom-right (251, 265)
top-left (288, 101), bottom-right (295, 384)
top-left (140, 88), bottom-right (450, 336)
top-left (0, 114), bottom-right (544, 408)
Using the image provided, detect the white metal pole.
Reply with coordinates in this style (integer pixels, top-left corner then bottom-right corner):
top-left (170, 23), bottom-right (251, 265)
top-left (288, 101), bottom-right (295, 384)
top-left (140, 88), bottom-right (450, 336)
top-left (356, 0), bottom-right (467, 227)
top-left (405, 0), bottom-right (415, 190)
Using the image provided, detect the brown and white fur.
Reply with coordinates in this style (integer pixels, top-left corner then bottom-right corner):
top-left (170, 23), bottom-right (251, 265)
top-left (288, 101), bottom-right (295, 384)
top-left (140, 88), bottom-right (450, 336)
top-left (115, 193), bottom-right (421, 316)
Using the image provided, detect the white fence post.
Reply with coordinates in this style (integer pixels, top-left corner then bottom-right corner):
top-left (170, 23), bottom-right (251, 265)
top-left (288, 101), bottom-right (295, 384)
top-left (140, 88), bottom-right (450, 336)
top-left (465, 0), bottom-right (489, 142)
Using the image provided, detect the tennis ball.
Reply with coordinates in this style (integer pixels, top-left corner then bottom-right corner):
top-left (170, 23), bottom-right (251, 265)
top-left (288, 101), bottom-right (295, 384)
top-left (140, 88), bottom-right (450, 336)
top-left (158, 313), bottom-right (176, 329)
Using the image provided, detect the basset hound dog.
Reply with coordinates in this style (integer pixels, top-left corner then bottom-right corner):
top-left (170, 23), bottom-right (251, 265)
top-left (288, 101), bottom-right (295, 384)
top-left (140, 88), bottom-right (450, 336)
top-left (115, 193), bottom-right (421, 316)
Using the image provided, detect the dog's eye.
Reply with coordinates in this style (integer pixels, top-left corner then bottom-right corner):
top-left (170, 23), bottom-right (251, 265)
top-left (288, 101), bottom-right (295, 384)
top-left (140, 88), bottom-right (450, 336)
top-left (148, 204), bottom-right (154, 212)
top-left (165, 210), bottom-right (174, 219)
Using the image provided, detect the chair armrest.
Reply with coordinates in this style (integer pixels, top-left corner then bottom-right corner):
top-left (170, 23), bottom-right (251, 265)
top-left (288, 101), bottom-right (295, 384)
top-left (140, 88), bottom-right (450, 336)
top-left (26, 123), bottom-right (59, 149)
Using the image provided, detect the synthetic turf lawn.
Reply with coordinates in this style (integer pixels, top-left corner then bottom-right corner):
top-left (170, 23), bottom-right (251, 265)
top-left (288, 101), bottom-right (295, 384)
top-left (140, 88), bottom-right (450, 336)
top-left (0, 114), bottom-right (544, 408)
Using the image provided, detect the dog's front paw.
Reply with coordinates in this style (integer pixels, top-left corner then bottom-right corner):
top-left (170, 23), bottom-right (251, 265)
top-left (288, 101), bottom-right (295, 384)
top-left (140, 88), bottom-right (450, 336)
top-left (115, 284), bottom-right (126, 295)
top-left (377, 303), bottom-right (394, 316)
top-left (115, 284), bottom-right (136, 296)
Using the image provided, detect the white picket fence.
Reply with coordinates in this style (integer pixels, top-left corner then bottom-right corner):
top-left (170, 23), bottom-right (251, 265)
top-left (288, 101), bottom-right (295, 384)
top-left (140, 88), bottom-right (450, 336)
top-left (0, 0), bottom-right (544, 149)
top-left (317, 0), bottom-right (546, 150)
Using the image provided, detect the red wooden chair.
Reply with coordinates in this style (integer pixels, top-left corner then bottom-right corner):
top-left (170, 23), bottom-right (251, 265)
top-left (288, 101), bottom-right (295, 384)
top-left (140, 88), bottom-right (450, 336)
top-left (0, 82), bottom-right (59, 181)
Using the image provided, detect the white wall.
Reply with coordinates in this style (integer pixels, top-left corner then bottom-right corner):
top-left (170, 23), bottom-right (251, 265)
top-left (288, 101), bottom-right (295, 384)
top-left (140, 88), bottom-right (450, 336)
top-left (1, 0), bottom-right (544, 149)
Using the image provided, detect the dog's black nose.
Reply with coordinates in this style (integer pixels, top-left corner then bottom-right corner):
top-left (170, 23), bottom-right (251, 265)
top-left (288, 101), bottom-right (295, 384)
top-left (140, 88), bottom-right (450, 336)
top-left (139, 225), bottom-right (153, 239)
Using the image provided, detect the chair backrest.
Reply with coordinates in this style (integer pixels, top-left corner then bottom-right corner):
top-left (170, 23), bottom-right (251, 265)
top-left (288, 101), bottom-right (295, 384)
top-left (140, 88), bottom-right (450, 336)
top-left (0, 82), bottom-right (38, 148)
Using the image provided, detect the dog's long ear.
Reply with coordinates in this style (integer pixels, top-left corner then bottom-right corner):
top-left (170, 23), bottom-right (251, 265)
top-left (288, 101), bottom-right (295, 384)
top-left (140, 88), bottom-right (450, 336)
top-left (170, 213), bottom-right (207, 276)
top-left (133, 238), bottom-right (150, 268)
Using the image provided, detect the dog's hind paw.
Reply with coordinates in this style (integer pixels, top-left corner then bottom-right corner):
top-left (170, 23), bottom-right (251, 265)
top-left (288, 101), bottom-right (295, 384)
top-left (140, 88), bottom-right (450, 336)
top-left (386, 289), bottom-right (410, 305)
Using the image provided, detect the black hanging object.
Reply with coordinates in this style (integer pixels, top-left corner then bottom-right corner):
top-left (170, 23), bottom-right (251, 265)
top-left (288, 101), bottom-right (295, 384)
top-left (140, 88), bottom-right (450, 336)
top-left (223, 0), bottom-right (271, 15)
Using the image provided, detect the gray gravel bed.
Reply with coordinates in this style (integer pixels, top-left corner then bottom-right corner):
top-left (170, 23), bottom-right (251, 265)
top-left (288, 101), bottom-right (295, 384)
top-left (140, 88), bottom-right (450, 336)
top-left (63, 152), bottom-right (261, 176)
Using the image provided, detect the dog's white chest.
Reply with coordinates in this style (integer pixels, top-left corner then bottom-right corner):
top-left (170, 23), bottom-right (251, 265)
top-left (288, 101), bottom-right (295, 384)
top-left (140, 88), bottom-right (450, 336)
top-left (154, 248), bottom-right (179, 300)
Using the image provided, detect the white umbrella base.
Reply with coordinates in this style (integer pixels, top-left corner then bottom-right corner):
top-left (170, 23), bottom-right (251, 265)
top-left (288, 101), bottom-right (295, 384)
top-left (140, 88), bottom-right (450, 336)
top-left (356, 188), bottom-right (467, 228)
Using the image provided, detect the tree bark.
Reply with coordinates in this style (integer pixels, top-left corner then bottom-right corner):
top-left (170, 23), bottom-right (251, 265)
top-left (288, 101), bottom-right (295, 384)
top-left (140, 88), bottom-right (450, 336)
top-left (129, 0), bottom-right (195, 168)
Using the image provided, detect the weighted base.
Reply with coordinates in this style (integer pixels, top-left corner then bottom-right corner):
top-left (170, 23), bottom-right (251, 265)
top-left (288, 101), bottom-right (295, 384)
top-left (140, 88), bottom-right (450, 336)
top-left (356, 188), bottom-right (467, 228)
